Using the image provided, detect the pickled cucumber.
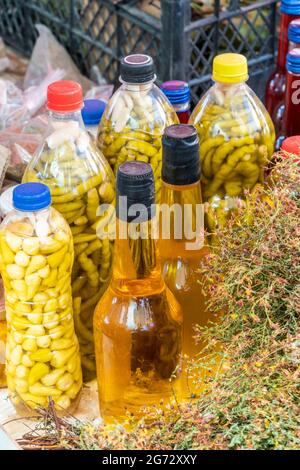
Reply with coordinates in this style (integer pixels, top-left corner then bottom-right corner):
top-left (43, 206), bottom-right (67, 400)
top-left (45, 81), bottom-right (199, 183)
top-left (97, 83), bottom-right (178, 202)
top-left (23, 127), bottom-right (115, 381)
top-left (189, 82), bottom-right (275, 234)
top-left (0, 207), bottom-right (82, 412)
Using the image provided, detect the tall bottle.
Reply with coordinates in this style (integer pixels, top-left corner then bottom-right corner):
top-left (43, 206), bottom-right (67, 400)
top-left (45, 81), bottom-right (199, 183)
top-left (94, 162), bottom-right (182, 422)
top-left (282, 49), bottom-right (300, 139)
top-left (274, 18), bottom-right (300, 138)
top-left (23, 81), bottom-right (115, 381)
top-left (0, 183), bottom-right (82, 413)
top-left (97, 54), bottom-right (179, 202)
top-left (265, 0), bottom-right (300, 125)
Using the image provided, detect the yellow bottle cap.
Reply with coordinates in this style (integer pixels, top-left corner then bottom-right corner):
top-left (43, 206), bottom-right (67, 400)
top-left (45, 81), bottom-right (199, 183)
top-left (212, 53), bottom-right (248, 84)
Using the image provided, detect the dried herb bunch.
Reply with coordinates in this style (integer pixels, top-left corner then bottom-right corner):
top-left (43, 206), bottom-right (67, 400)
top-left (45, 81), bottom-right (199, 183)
top-left (17, 157), bottom-right (300, 450)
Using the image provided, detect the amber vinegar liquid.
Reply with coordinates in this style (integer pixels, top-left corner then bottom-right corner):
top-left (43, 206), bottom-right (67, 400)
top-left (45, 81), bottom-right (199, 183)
top-left (94, 220), bottom-right (182, 423)
top-left (160, 182), bottom-right (220, 396)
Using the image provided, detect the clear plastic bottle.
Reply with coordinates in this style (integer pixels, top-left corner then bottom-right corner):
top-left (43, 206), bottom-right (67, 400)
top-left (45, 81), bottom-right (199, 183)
top-left (94, 162), bottom-right (182, 422)
top-left (160, 81), bottom-right (191, 123)
top-left (23, 80), bottom-right (115, 381)
top-left (189, 53), bottom-right (275, 236)
top-left (0, 183), bottom-right (82, 414)
top-left (81, 99), bottom-right (106, 139)
top-left (97, 54), bottom-right (178, 202)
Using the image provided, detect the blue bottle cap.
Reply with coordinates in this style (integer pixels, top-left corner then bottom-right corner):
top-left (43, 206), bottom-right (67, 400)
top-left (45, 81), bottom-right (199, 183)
top-left (288, 19), bottom-right (300, 44)
top-left (281, 0), bottom-right (300, 15)
top-left (161, 80), bottom-right (190, 105)
top-left (286, 48), bottom-right (300, 73)
top-left (81, 99), bottom-right (106, 126)
top-left (13, 183), bottom-right (51, 212)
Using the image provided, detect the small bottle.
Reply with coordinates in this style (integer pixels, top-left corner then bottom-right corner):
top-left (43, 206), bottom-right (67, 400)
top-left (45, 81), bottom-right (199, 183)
top-left (81, 99), bottom-right (106, 139)
top-left (0, 183), bottom-right (82, 413)
top-left (274, 18), bottom-right (300, 137)
top-left (281, 49), bottom-right (300, 141)
top-left (160, 124), bottom-right (219, 396)
top-left (94, 161), bottom-right (182, 422)
top-left (160, 81), bottom-right (190, 123)
top-left (265, 0), bottom-right (300, 123)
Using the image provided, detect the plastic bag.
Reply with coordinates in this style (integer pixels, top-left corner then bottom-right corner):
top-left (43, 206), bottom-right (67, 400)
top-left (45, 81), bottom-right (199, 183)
top-left (85, 84), bottom-right (114, 102)
top-left (24, 24), bottom-right (93, 93)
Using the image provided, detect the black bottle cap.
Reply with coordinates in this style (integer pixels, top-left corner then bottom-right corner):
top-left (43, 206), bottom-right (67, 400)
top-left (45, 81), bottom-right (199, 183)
top-left (116, 161), bottom-right (155, 222)
top-left (120, 54), bottom-right (155, 84)
top-left (162, 124), bottom-right (200, 186)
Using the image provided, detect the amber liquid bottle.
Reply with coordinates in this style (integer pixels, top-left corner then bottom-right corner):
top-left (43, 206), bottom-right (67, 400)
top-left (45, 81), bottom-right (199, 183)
top-left (159, 125), bottom-right (219, 397)
top-left (94, 161), bottom-right (182, 422)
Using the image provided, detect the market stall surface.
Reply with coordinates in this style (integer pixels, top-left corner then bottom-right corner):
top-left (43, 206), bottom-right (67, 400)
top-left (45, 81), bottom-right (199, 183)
top-left (0, 381), bottom-right (100, 450)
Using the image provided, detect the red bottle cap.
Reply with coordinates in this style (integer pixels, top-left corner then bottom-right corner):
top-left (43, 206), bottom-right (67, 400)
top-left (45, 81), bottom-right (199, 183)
top-left (47, 80), bottom-right (83, 112)
top-left (281, 136), bottom-right (300, 161)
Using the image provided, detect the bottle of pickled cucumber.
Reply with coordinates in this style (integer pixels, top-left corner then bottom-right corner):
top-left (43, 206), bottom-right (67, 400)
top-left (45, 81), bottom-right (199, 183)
top-left (189, 53), bottom-right (275, 236)
top-left (0, 183), bottom-right (82, 414)
top-left (23, 80), bottom-right (115, 381)
top-left (94, 161), bottom-right (182, 422)
top-left (159, 124), bottom-right (219, 397)
top-left (97, 54), bottom-right (179, 202)
top-left (265, 0), bottom-right (300, 124)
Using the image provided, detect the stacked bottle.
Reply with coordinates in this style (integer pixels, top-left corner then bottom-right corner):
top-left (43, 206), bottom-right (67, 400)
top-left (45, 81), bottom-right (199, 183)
top-left (97, 54), bottom-right (179, 202)
top-left (23, 81), bottom-right (116, 381)
top-left (265, 0), bottom-right (300, 129)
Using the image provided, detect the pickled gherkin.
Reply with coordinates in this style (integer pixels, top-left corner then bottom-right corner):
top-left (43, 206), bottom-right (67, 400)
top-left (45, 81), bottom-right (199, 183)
top-left (23, 81), bottom-right (115, 381)
top-left (0, 183), bottom-right (82, 413)
top-left (189, 54), bottom-right (275, 237)
top-left (97, 54), bottom-right (178, 202)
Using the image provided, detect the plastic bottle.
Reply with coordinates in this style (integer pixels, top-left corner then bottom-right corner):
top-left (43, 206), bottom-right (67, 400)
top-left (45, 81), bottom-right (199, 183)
top-left (279, 49), bottom-right (300, 144)
top-left (160, 81), bottom-right (190, 123)
top-left (23, 80), bottom-right (115, 381)
top-left (97, 54), bottom-right (178, 202)
top-left (81, 99), bottom-right (106, 139)
top-left (274, 18), bottom-right (300, 137)
top-left (189, 53), bottom-right (275, 237)
top-left (94, 161), bottom-right (182, 422)
top-left (265, 0), bottom-right (300, 124)
top-left (0, 185), bottom-right (17, 388)
top-left (0, 183), bottom-right (82, 413)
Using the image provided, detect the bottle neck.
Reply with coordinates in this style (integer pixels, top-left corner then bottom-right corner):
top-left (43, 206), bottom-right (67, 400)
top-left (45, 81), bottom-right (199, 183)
top-left (121, 79), bottom-right (155, 93)
top-left (160, 180), bottom-right (204, 252)
top-left (110, 217), bottom-right (164, 296)
top-left (47, 109), bottom-right (85, 129)
top-left (277, 13), bottom-right (298, 70)
top-left (283, 70), bottom-right (300, 136)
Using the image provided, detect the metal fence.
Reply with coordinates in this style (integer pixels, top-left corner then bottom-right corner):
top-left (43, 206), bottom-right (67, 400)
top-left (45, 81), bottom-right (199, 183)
top-left (0, 0), bottom-right (278, 103)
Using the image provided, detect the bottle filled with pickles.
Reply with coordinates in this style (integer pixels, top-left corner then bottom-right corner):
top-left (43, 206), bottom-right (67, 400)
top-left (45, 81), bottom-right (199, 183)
top-left (0, 183), bottom-right (82, 413)
top-left (189, 54), bottom-right (275, 236)
top-left (23, 81), bottom-right (115, 381)
top-left (97, 54), bottom-right (179, 202)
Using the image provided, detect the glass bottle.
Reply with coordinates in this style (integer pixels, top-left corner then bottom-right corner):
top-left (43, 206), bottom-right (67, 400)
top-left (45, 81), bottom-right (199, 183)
top-left (159, 124), bottom-right (219, 397)
top-left (23, 80), bottom-right (115, 381)
top-left (97, 54), bottom-right (178, 202)
top-left (160, 81), bottom-right (191, 123)
top-left (94, 162), bottom-right (182, 422)
top-left (265, 0), bottom-right (300, 125)
top-left (0, 183), bottom-right (82, 414)
top-left (189, 53), bottom-right (275, 238)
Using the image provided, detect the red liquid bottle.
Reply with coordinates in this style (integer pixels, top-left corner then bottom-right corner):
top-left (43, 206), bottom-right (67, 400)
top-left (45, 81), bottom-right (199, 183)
top-left (277, 48), bottom-right (300, 148)
top-left (265, 0), bottom-right (300, 127)
top-left (161, 81), bottom-right (190, 123)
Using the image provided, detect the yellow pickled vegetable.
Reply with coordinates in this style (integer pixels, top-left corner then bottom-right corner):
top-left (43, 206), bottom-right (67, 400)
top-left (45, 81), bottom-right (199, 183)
top-left (0, 198), bottom-right (82, 413)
